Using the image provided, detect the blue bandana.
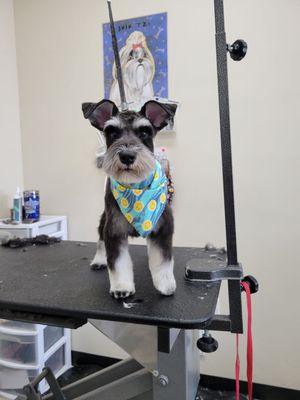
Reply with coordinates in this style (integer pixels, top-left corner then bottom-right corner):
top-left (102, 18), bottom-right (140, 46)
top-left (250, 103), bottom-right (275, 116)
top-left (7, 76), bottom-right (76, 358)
top-left (110, 160), bottom-right (168, 237)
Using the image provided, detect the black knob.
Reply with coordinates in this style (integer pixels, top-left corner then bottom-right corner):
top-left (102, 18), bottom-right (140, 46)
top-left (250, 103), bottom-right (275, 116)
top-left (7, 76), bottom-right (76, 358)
top-left (197, 334), bottom-right (218, 353)
top-left (227, 39), bottom-right (248, 61)
top-left (241, 275), bottom-right (259, 294)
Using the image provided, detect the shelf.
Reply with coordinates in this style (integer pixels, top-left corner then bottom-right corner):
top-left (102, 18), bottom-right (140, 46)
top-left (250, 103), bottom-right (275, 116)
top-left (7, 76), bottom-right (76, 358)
top-left (43, 326), bottom-right (64, 352)
top-left (0, 326), bottom-right (38, 337)
top-left (44, 336), bottom-right (66, 361)
top-left (0, 358), bottom-right (38, 370)
top-left (0, 333), bottom-right (37, 367)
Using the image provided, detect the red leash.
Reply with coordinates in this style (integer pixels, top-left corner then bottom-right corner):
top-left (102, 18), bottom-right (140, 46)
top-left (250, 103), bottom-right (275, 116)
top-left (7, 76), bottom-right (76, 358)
top-left (235, 333), bottom-right (240, 400)
top-left (236, 281), bottom-right (253, 400)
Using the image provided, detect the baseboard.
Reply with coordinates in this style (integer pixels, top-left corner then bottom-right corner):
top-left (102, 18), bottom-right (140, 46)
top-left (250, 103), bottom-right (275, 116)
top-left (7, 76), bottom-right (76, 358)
top-left (200, 374), bottom-right (300, 400)
top-left (72, 351), bottom-right (300, 400)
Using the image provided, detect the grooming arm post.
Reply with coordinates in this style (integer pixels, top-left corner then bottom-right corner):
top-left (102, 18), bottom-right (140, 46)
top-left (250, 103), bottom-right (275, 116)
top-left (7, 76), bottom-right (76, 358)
top-left (214, 0), bottom-right (243, 332)
top-left (107, 0), bottom-right (128, 111)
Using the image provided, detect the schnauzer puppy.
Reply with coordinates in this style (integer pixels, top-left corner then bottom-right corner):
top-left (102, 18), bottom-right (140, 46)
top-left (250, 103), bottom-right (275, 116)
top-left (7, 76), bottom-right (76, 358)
top-left (82, 99), bottom-right (176, 299)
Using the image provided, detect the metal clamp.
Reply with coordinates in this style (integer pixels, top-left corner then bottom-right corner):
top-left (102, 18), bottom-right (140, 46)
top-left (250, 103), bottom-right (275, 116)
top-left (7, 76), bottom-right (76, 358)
top-left (185, 247), bottom-right (243, 282)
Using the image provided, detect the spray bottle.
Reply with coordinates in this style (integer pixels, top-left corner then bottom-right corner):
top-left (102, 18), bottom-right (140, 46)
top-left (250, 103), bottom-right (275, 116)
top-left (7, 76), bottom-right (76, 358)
top-left (13, 187), bottom-right (22, 224)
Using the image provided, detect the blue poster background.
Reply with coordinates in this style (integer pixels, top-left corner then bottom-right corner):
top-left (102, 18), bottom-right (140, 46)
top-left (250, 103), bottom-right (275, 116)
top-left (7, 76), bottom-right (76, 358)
top-left (103, 12), bottom-right (168, 100)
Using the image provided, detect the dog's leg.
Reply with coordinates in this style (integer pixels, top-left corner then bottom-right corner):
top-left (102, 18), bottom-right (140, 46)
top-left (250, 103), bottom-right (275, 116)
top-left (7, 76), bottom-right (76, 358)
top-left (147, 229), bottom-right (176, 296)
top-left (147, 239), bottom-right (176, 296)
top-left (90, 212), bottom-right (107, 270)
top-left (105, 235), bottom-right (135, 299)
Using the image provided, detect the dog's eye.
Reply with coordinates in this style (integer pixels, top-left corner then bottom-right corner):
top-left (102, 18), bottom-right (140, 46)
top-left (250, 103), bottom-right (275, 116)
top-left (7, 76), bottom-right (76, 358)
top-left (136, 126), bottom-right (153, 139)
top-left (104, 125), bottom-right (121, 140)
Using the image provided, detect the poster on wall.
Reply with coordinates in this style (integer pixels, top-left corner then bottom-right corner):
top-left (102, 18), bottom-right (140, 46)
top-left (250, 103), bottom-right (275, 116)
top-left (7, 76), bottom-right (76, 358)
top-left (103, 12), bottom-right (168, 111)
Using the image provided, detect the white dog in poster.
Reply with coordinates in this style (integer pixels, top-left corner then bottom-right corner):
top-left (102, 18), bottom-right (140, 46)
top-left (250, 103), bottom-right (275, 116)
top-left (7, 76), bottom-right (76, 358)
top-left (110, 31), bottom-right (155, 109)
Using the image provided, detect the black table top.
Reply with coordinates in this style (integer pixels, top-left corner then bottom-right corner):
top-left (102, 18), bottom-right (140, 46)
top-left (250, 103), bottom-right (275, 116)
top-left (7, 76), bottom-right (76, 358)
top-left (0, 241), bottom-right (221, 329)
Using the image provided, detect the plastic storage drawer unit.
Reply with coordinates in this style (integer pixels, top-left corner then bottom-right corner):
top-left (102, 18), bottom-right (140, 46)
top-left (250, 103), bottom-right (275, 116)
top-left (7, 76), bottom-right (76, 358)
top-left (0, 321), bottom-right (71, 394)
top-left (0, 333), bottom-right (37, 367)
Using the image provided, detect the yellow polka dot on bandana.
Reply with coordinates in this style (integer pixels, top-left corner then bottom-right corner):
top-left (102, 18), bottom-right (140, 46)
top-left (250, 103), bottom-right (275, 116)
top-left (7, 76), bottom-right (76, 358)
top-left (148, 199), bottom-right (157, 212)
top-left (160, 192), bottom-right (166, 204)
top-left (134, 201), bottom-right (144, 212)
top-left (133, 189), bottom-right (143, 196)
top-left (143, 220), bottom-right (152, 232)
top-left (125, 213), bottom-right (133, 223)
top-left (121, 198), bottom-right (129, 208)
top-left (154, 171), bottom-right (159, 181)
top-left (113, 189), bottom-right (119, 199)
top-left (118, 184), bottom-right (126, 192)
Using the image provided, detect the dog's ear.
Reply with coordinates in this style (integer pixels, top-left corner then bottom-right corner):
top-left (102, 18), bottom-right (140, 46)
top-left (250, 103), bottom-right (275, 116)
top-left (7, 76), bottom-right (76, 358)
top-left (82, 99), bottom-right (118, 131)
top-left (140, 101), bottom-right (173, 131)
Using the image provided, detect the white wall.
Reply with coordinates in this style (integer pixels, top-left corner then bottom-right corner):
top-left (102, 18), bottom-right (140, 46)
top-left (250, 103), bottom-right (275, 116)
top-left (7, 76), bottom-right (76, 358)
top-left (13, 0), bottom-right (300, 390)
top-left (0, 0), bottom-right (23, 217)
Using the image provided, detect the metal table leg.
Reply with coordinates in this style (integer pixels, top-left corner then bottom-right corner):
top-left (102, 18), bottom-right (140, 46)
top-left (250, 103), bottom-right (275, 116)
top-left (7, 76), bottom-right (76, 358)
top-left (153, 330), bottom-right (199, 400)
top-left (90, 320), bottom-right (200, 400)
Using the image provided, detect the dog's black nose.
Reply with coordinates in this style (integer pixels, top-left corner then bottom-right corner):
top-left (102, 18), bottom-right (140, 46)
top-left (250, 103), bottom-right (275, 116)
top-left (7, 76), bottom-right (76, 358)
top-left (119, 151), bottom-right (136, 166)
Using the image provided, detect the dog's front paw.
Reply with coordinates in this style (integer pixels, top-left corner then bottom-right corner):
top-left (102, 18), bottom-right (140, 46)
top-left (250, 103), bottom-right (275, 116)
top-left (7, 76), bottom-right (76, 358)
top-left (110, 289), bottom-right (135, 299)
top-left (151, 258), bottom-right (176, 296)
top-left (154, 274), bottom-right (176, 296)
top-left (109, 282), bottom-right (136, 299)
top-left (90, 263), bottom-right (107, 271)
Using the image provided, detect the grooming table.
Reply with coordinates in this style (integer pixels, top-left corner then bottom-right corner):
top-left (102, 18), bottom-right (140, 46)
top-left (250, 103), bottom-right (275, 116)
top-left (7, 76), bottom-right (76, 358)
top-left (0, 241), bottom-right (228, 400)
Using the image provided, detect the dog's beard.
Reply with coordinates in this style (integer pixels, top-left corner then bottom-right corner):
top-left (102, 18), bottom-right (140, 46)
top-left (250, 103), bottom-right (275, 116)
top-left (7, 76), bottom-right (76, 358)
top-left (103, 143), bottom-right (156, 184)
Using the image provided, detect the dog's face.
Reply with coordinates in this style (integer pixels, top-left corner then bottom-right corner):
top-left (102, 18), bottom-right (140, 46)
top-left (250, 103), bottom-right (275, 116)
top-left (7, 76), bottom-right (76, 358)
top-left (82, 100), bottom-right (173, 183)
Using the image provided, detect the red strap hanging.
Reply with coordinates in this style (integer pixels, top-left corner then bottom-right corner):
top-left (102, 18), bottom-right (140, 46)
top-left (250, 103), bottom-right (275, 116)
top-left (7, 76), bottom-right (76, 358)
top-left (236, 281), bottom-right (253, 400)
top-left (235, 334), bottom-right (240, 400)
